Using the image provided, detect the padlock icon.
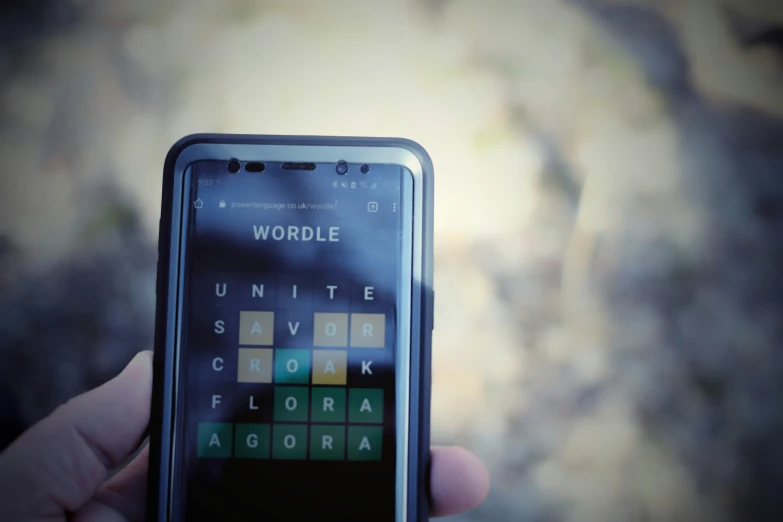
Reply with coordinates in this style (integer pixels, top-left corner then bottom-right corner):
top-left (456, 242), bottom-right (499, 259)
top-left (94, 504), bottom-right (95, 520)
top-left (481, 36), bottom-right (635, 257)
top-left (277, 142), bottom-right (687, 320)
top-left (219, 200), bottom-right (226, 208)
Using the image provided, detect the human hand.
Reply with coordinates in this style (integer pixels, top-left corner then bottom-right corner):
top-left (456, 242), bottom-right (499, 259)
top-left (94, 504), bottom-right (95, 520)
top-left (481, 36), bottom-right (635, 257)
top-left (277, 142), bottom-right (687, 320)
top-left (0, 352), bottom-right (489, 521)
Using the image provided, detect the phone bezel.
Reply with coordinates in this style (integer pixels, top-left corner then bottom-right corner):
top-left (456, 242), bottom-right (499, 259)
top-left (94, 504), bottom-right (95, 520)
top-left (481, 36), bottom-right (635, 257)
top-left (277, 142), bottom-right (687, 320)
top-left (148, 134), bottom-right (434, 522)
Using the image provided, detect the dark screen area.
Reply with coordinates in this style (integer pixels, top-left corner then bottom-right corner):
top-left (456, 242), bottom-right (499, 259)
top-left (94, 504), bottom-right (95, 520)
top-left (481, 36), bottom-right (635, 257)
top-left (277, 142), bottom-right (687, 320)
top-left (177, 160), bottom-right (403, 522)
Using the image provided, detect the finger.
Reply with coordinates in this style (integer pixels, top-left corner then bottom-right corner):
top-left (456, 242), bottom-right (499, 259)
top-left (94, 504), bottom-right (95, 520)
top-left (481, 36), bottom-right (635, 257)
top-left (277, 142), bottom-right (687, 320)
top-left (429, 446), bottom-right (490, 517)
top-left (0, 351), bottom-right (153, 521)
top-left (72, 444), bottom-right (149, 522)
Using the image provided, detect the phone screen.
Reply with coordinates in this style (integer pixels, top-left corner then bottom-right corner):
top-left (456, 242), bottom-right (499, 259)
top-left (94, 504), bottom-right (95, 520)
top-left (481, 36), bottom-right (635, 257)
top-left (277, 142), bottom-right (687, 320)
top-left (175, 160), bottom-right (405, 521)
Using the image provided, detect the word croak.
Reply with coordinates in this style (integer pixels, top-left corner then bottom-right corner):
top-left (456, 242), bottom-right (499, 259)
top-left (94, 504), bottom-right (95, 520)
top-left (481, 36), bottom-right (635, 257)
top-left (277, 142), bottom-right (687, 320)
top-left (253, 225), bottom-right (340, 242)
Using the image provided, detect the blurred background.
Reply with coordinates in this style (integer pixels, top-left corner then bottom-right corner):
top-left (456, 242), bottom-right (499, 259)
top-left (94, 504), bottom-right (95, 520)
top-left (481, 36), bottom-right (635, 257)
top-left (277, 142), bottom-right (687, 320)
top-left (1, 0), bottom-right (783, 520)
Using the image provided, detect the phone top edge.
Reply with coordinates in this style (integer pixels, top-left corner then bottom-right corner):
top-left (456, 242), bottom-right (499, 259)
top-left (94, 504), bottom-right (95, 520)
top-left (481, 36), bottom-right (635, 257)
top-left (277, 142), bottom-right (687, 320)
top-left (164, 134), bottom-right (434, 179)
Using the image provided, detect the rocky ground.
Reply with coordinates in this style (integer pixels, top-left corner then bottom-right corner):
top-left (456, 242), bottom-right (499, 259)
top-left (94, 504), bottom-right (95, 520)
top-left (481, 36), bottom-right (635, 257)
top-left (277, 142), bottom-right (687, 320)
top-left (1, 0), bottom-right (783, 520)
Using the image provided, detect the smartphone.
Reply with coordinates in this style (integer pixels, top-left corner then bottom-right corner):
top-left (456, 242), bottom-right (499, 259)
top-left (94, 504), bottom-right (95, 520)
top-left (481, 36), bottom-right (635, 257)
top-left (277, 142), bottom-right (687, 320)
top-left (147, 134), bottom-right (434, 522)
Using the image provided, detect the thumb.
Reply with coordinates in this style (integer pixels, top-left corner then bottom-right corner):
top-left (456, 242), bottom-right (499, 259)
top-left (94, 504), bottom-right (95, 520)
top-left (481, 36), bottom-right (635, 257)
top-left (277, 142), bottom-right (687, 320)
top-left (0, 351), bottom-right (153, 521)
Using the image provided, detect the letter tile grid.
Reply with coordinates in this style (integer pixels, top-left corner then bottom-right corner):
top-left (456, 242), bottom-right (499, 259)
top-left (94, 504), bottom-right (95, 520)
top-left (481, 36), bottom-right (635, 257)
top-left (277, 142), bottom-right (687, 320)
top-left (192, 276), bottom-right (392, 462)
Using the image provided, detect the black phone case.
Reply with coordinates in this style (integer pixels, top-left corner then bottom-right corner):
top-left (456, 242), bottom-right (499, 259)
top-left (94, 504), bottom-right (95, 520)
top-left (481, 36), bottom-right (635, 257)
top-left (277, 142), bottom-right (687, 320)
top-left (147, 134), bottom-right (434, 522)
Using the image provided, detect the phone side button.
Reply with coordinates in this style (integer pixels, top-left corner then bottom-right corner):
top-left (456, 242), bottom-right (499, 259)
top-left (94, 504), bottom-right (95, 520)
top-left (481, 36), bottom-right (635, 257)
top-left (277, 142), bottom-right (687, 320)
top-left (430, 289), bottom-right (435, 330)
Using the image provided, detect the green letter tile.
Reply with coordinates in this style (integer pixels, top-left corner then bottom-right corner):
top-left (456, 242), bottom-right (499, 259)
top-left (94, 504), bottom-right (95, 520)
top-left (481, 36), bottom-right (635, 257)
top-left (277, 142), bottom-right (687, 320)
top-left (235, 424), bottom-right (270, 459)
top-left (197, 422), bottom-right (233, 458)
top-left (348, 388), bottom-right (383, 424)
top-left (273, 386), bottom-right (309, 422)
top-left (272, 424), bottom-right (308, 460)
top-left (347, 426), bottom-right (383, 461)
top-left (310, 425), bottom-right (346, 461)
top-left (311, 387), bottom-right (346, 423)
top-left (274, 349), bottom-right (311, 384)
